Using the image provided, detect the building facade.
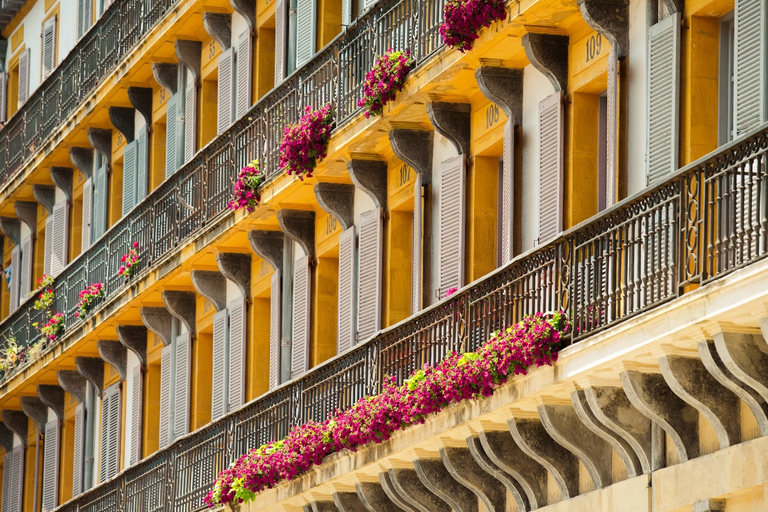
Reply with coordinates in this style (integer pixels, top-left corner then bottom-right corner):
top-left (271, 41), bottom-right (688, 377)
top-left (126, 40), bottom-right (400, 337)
top-left (0, 0), bottom-right (761, 510)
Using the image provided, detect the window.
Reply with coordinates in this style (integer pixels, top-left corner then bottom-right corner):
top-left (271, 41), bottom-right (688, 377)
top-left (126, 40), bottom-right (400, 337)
top-left (42, 15), bottom-right (57, 80)
top-left (718, 12), bottom-right (735, 145)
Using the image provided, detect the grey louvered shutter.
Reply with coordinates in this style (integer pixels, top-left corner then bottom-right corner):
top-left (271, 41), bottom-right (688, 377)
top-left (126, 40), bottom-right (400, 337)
top-left (20, 235), bottom-right (33, 301)
top-left (337, 227), bottom-right (356, 353)
top-left (438, 156), bottom-right (466, 295)
top-left (9, 246), bottom-right (19, 312)
top-left (174, 332), bottom-right (191, 438)
top-left (211, 308), bottom-right (229, 420)
top-left (269, 269), bottom-right (281, 389)
top-left (734, 0), bottom-right (766, 135)
top-left (99, 389), bottom-right (109, 481)
top-left (0, 72), bottom-right (7, 123)
top-left (184, 78), bottom-right (197, 163)
top-left (81, 178), bottom-right (93, 250)
top-left (357, 209), bottom-right (383, 342)
top-left (228, 295), bottom-right (247, 411)
top-left (646, 13), bottom-right (680, 184)
top-left (236, 30), bottom-right (253, 118)
top-left (130, 365), bottom-right (142, 465)
top-left (18, 49), bottom-right (30, 108)
top-left (51, 201), bottom-right (69, 276)
top-left (42, 16), bottom-right (57, 80)
top-left (501, 120), bottom-right (514, 263)
top-left (538, 91), bottom-right (564, 243)
top-left (136, 128), bottom-right (148, 203)
top-left (295, 0), bottom-right (317, 67)
top-left (42, 419), bottom-right (60, 511)
top-left (165, 94), bottom-right (178, 178)
top-left (159, 344), bottom-right (172, 448)
top-left (341, 0), bottom-right (352, 26)
top-left (122, 140), bottom-right (137, 216)
top-left (412, 173), bottom-right (422, 314)
top-left (93, 164), bottom-right (108, 241)
top-left (44, 215), bottom-right (53, 277)
top-left (107, 384), bottom-right (121, 478)
top-left (2, 451), bottom-right (12, 511)
top-left (217, 48), bottom-right (234, 135)
top-left (10, 444), bottom-right (23, 512)
top-left (291, 256), bottom-right (311, 378)
top-left (72, 403), bottom-right (84, 496)
top-left (275, 0), bottom-right (287, 82)
top-left (77, 0), bottom-right (91, 39)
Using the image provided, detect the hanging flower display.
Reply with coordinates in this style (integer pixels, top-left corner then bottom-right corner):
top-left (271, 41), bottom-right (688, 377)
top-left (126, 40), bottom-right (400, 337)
top-left (439, 0), bottom-right (507, 53)
top-left (205, 312), bottom-right (568, 507)
top-left (278, 104), bottom-right (335, 180)
top-left (118, 242), bottom-right (141, 278)
top-left (41, 313), bottom-right (65, 342)
top-left (357, 49), bottom-right (414, 118)
top-left (228, 160), bottom-right (264, 213)
top-left (75, 282), bottom-right (104, 319)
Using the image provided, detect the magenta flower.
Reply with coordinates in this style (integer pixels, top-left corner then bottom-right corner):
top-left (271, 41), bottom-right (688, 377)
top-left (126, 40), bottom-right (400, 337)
top-left (278, 105), bottom-right (335, 180)
top-left (357, 49), bottom-right (414, 118)
top-left (228, 159), bottom-right (264, 213)
top-left (440, 0), bottom-right (507, 53)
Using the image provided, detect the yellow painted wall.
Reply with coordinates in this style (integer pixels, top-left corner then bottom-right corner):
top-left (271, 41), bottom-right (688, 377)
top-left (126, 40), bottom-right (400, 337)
top-left (467, 156), bottom-right (498, 281)
top-left (59, 392), bottom-right (76, 504)
top-left (385, 157), bottom-right (415, 326)
top-left (24, 418), bottom-right (39, 512)
top-left (143, 332), bottom-right (164, 458)
top-left (249, 256), bottom-right (273, 399)
top-left (565, 92), bottom-right (599, 228)
top-left (312, 213), bottom-right (340, 367)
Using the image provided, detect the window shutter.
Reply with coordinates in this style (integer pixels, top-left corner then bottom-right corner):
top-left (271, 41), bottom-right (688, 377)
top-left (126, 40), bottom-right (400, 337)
top-left (72, 403), bottom-right (84, 496)
top-left (184, 78), bottom-right (197, 163)
top-left (291, 256), bottom-right (311, 378)
top-left (646, 13), bottom-right (681, 184)
top-left (217, 48), bottom-right (234, 135)
top-left (211, 308), bottom-right (229, 421)
top-left (136, 128), bottom-right (148, 203)
top-left (100, 383), bottom-right (120, 481)
top-left (77, 0), bottom-right (91, 39)
top-left (0, 72), bottom-right (8, 123)
top-left (159, 344), bottom-right (172, 449)
top-left (93, 164), bottom-right (108, 241)
top-left (81, 178), bottom-right (93, 250)
top-left (269, 269), bottom-right (281, 389)
top-left (295, 0), bottom-right (317, 67)
top-left (228, 295), bottom-right (247, 411)
top-left (18, 49), bottom-right (30, 108)
top-left (341, 0), bottom-right (352, 26)
top-left (42, 419), bottom-right (60, 511)
top-left (357, 208), bottom-right (383, 342)
top-left (275, 0), bottom-right (287, 82)
top-left (236, 30), bottom-right (253, 118)
top-left (99, 390), bottom-right (109, 481)
top-left (130, 365), bottom-right (142, 465)
top-left (20, 235), bottom-right (33, 301)
top-left (122, 140), bottom-right (137, 217)
top-left (165, 94), bottom-right (178, 179)
top-left (51, 201), bottom-right (69, 277)
top-left (10, 444), bottom-right (23, 512)
top-left (2, 451), bottom-right (12, 512)
top-left (412, 173), bottom-right (422, 314)
top-left (438, 156), bottom-right (466, 296)
top-left (9, 246), bottom-right (20, 312)
top-left (734, 0), bottom-right (766, 135)
top-left (44, 215), bottom-right (54, 277)
top-left (337, 227), bottom-right (356, 353)
top-left (501, 120), bottom-right (514, 263)
top-left (42, 15), bottom-right (57, 80)
top-left (174, 332), bottom-right (191, 438)
top-left (538, 91), bottom-right (564, 243)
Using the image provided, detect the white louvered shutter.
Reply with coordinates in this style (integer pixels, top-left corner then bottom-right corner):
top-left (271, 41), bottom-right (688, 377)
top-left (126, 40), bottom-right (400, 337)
top-left (10, 444), bottom-right (23, 512)
top-left (174, 332), bottom-right (191, 438)
top-left (77, 0), bottom-right (91, 39)
top-left (438, 156), bottom-right (466, 295)
top-left (122, 140), bottom-right (137, 216)
top-left (42, 419), bottom-right (60, 511)
top-left (538, 91), bottom-right (564, 243)
top-left (337, 227), bottom-right (356, 353)
top-left (275, 0), bottom-right (287, 83)
top-left (269, 269), bottom-right (281, 389)
top-left (165, 94), bottom-right (178, 178)
top-left (341, 0), bottom-right (352, 26)
top-left (99, 390), bottom-right (109, 481)
top-left (81, 178), bottom-right (93, 250)
top-left (291, 256), bottom-right (311, 378)
top-left (734, 0), bottom-right (766, 135)
top-left (2, 450), bottom-right (12, 512)
top-left (0, 72), bottom-right (7, 123)
top-left (211, 308), bottom-right (229, 420)
top-left (136, 128), bottom-right (148, 203)
top-left (42, 16), bottom-right (57, 80)
top-left (159, 344), bottom-right (172, 448)
top-left (217, 48), bottom-right (235, 135)
top-left (357, 209), bottom-right (383, 342)
top-left (18, 49), bottom-right (30, 108)
top-left (93, 164), bottom-right (108, 241)
top-left (606, 50), bottom-right (619, 208)
top-left (44, 215), bottom-right (53, 277)
top-left (228, 295), bottom-right (247, 411)
top-left (184, 78), bottom-right (197, 163)
top-left (9, 246), bottom-right (20, 312)
top-left (20, 235), bottom-right (33, 301)
top-left (646, 13), bottom-right (681, 184)
top-left (501, 120), bottom-right (514, 263)
top-left (72, 403), bottom-right (84, 496)
top-left (295, 0), bottom-right (317, 67)
top-left (236, 30), bottom-right (253, 118)
top-left (106, 384), bottom-right (121, 480)
top-left (51, 201), bottom-right (69, 276)
top-left (130, 365), bottom-right (142, 465)
top-left (412, 173), bottom-right (423, 314)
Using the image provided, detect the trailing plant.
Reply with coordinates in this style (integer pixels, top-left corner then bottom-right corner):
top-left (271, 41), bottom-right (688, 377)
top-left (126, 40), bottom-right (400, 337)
top-left (0, 337), bottom-right (22, 373)
top-left (205, 311), bottom-right (568, 507)
top-left (357, 49), bottom-right (414, 118)
top-left (75, 282), bottom-right (104, 319)
top-left (32, 274), bottom-right (54, 294)
top-left (440, 0), bottom-right (507, 53)
top-left (118, 242), bottom-right (141, 278)
top-left (278, 104), bottom-right (334, 180)
top-left (228, 160), bottom-right (264, 213)
top-left (41, 313), bottom-right (65, 342)
top-left (33, 287), bottom-right (55, 315)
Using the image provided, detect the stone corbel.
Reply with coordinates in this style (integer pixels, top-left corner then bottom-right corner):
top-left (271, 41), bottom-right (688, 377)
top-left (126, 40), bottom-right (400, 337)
top-left (314, 183), bottom-right (356, 229)
top-left (69, 147), bottom-right (94, 180)
top-left (37, 385), bottom-right (65, 421)
top-left (333, 492), bottom-right (367, 512)
top-left (202, 12), bottom-right (232, 50)
top-left (50, 167), bottom-right (74, 202)
top-left (33, 185), bottom-right (55, 215)
top-left (162, 290), bottom-right (197, 338)
top-left (75, 356), bottom-right (105, 397)
top-left (0, 217), bottom-right (20, 246)
top-left (20, 396), bottom-right (47, 431)
top-left (465, 436), bottom-right (529, 512)
top-left (578, 0), bottom-right (631, 57)
top-left (117, 325), bottom-right (148, 369)
top-left (355, 481), bottom-right (399, 511)
top-left (140, 307), bottom-right (174, 347)
top-left (387, 468), bottom-right (448, 512)
top-left (97, 340), bottom-right (127, 381)
top-left (14, 201), bottom-right (37, 234)
top-left (57, 369), bottom-right (87, 404)
top-left (0, 424), bottom-right (12, 451)
top-left (389, 130), bottom-right (433, 185)
top-left (413, 456), bottom-right (478, 511)
top-left (277, 210), bottom-right (315, 260)
top-left (230, 0), bottom-right (257, 31)
top-left (249, 230), bottom-right (284, 270)
top-left (522, 32), bottom-right (569, 92)
top-left (191, 270), bottom-right (227, 312)
top-left (346, 160), bottom-right (387, 210)
top-left (88, 128), bottom-right (112, 165)
top-left (216, 253), bottom-right (251, 299)
top-left (475, 67), bottom-right (523, 125)
top-left (152, 63), bottom-right (179, 95)
top-left (109, 106), bottom-right (136, 144)
top-left (426, 102), bottom-right (471, 156)
top-left (128, 87), bottom-right (153, 129)
top-left (440, 446), bottom-right (507, 511)
top-left (175, 40), bottom-right (203, 84)
top-left (1, 410), bottom-right (28, 445)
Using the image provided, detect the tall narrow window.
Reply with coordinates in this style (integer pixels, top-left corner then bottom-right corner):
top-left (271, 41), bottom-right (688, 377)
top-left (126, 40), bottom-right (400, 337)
top-left (42, 15), bottom-right (57, 79)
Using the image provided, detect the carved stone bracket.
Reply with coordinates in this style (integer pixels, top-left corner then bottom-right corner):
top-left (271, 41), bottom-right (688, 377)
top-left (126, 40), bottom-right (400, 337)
top-left (109, 106), bottom-right (136, 144)
top-left (50, 167), bottom-right (74, 202)
top-left (377, 471), bottom-right (416, 511)
top-left (191, 270), bottom-right (227, 312)
top-left (97, 340), bottom-right (127, 381)
top-left (389, 129), bottom-right (433, 185)
top-left (388, 467), bottom-right (450, 512)
top-left (14, 201), bottom-right (37, 233)
top-left (413, 457), bottom-right (477, 511)
top-left (152, 63), bottom-right (179, 95)
top-left (522, 33), bottom-right (569, 92)
top-left (37, 385), bottom-right (65, 421)
top-left (203, 12), bottom-right (232, 50)
top-left (57, 370), bottom-right (87, 404)
top-left (248, 230), bottom-right (284, 270)
top-left (231, 0), bottom-right (257, 31)
top-left (347, 160), bottom-right (387, 211)
top-left (1, 410), bottom-right (28, 444)
top-left (314, 182), bottom-right (356, 229)
top-left (175, 40), bottom-right (203, 83)
top-left (466, 436), bottom-right (529, 512)
top-left (578, 0), bottom-right (630, 57)
top-left (426, 102), bottom-right (471, 156)
top-left (88, 128), bottom-right (112, 164)
top-left (333, 492), bottom-right (367, 512)
top-left (76, 356), bottom-right (105, 396)
top-left (69, 147), bottom-right (94, 179)
top-left (20, 396), bottom-right (48, 431)
top-left (355, 481), bottom-right (399, 512)
top-left (0, 424), bottom-right (12, 451)
top-left (277, 210), bottom-right (315, 260)
top-left (117, 325), bottom-right (148, 369)
top-left (440, 446), bottom-right (507, 512)
top-left (162, 290), bottom-right (197, 337)
top-left (128, 87), bottom-right (153, 128)
top-left (475, 67), bottom-right (523, 125)
top-left (0, 217), bottom-right (20, 246)
top-left (216, 253), bottom-right (251, 299)
top-left (140, 307), bottom-right (174, 347)
top-left (33, 185), bottom-right (56, 215)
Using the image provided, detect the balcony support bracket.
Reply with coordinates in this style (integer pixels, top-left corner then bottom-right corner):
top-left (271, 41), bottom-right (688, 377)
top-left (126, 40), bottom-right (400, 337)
top-left (0, 424), bottom-right (13, 451)
top-left (20, 396), bottom-right (47, 431)
top-left (33, 185), bottom-right (55, 215)
top-left (355, 481), bottom-right (399, 512)
top-left (413, 456), bottom-right (479, 512)
top-left (475, 67), bottom-right (523, 125)
top-left (69, 147), bottom-right (94, 180)
top-left (0, 217), bottom-right (20, 246)
top-left (203, 12), bottom-right (232, 50)
top-left (175, 40), bottom-right (203, 84)
top-left (714, 329), bottom-right (768, 404)
top-left (14, 201), bottom-right (37, 234)
top-left (578, 0), bottom-right (630, 57)
top-left (50, 167), bottom-right (74, 202)
top-left (140, 307), bottom-right (174, 347)
top-left (248, 230), bottom-right (284, 270)
top-left (347, 160), bottom-right (387, 210)
top-left (128, 87), bottom-right (153, 128)
top-left (387, 467), bottom-right (449, 512)
top-left (1, 410), bottom-right (28, 445)
top-left (76, 356), bottom-right (105, 397)
top-left (314, 182), bottom-right (356, 229)
top-left (117, 325), bottom-right (148, 370)
top-left (97, 340), bottom-right (127, 381)
top-left (426, 102), bottom-right (471, 156)
top-left (217, 253), bottom-right (252, 299)
top-left (191, 270), bottom-right (227, 312)
top-left (231, 0), bottom-right (257, 31)
top-left (522, 33), bottom-right (569, 92)
top-left (37, 385), bottom-right (65, 421)
top-left (152, 63), bottom-right (179, 95)
top-left (109, 106), bottom-right (136, 144)
top-left (466, 436), bottom-right (529, 512)
top-left (88, 128), bottom-right (112, 165)
top-left (57, 369), bottom-right (88, 404)
top-left (389, 129), bottom-right (433, 185)
top-left (332, 492), bottom-right (368, 512)
top-left (162, 290), bottom-right (197, 338)
top-left (278, 210), bottom-right (316, 260)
